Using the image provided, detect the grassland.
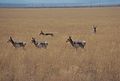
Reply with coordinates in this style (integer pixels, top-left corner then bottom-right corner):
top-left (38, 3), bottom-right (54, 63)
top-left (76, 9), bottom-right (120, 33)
top-left (0, 7), bottom-right (120, 81)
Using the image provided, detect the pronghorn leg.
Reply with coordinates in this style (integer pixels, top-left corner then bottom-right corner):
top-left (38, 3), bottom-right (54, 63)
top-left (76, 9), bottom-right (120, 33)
top-left (75, 48), bottom-right (77, 51)
top-left (22, 46), bottom-right (26, 50)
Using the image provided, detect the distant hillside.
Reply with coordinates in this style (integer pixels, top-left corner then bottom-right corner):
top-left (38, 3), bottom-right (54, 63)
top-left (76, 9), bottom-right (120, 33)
top-left (0, 3), bottom-right (120, 8)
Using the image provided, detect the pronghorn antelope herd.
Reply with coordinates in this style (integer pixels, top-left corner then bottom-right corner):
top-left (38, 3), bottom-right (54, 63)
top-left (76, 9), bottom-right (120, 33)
top-left (7, 26), bottom-right (96, 49)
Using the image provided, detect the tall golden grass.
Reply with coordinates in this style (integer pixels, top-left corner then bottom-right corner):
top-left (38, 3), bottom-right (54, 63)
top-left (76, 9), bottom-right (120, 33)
top-left (0, 7), bottom-right (120, 81)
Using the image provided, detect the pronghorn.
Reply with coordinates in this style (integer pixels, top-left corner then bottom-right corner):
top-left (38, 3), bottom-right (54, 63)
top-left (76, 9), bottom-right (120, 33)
top-left (92, 25), bottom-right (97, 33)
top-left (39, 30), bottom-right (54, 36)
top-left (66, 36), bottom-right (86, 49)
top-left (7, 36), bottom-right (26, 48)
top-left (31, 37), bottom-right (48, 49)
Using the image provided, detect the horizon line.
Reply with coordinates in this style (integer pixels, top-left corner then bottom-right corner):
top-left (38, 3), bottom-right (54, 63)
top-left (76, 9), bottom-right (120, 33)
top-left (0, 3), bottom-right (120, 8)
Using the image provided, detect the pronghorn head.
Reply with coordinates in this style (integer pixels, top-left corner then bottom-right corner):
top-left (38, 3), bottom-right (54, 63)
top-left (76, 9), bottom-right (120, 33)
top-left (31, 37), bottom-right (36, 43)
top-left (7, 36), bottom-right (13, 43)
top-left (39, 30), bottom-right (44, 35)
top-left (92, 25), bottom-right (97, 29)
top-left (66, 36), bottom-right (72, 42)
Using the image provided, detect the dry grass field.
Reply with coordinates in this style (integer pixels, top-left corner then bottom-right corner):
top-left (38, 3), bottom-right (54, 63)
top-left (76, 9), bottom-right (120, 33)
top-left (0, 7), bottom-right (120, 81)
